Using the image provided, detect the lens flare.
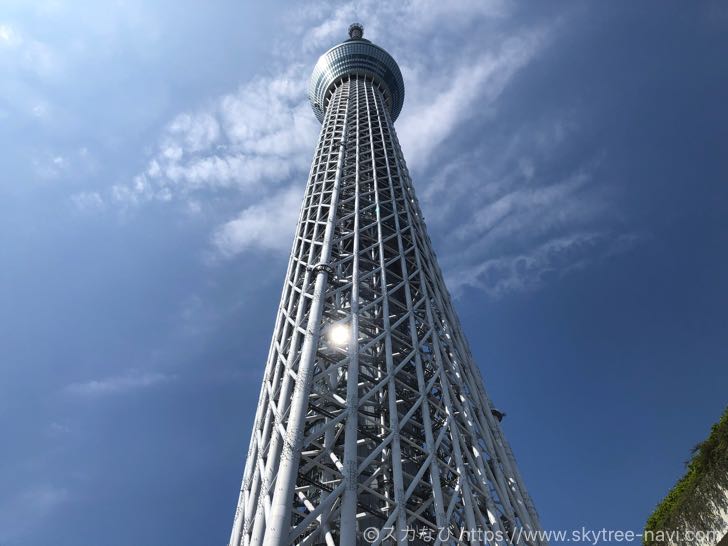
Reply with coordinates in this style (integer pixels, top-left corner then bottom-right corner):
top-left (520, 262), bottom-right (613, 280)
top-left (328, 324), bottom-right (350, 346)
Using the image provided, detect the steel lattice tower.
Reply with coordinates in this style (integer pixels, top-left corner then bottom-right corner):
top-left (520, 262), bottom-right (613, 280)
top-left (229, 24), bottom-right (546, 546)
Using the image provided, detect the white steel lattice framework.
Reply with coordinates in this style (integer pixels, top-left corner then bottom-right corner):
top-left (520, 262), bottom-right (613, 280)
top-left (229, 24), bottom-right (546, 546)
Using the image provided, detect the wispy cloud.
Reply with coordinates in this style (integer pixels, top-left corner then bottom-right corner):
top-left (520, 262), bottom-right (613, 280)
top-left (0, 484), bottom-right (69, 541)
top-left (32, 153), bottom-right (69, 179)
top-left (20, 484), bottom-right (68, 513)
top-left (399, 71), bottom-right (644, 299)
top-left (448, 232), bottom-right (640, 297)
top-left (110, 65), bottom-right (319, 207)
top-left (70, 1), bottom-right (634, 294)
top-left (71, 191), bottom-right (105, 212)
top-left (65, 370), bottom-right (174, 397)
top-left (32, 146), bottom-right (97, 182)
top-left (89, 1), bottom-right (551, 262)
top-left (0, 23), bottom-right (20, 45)
top-left (47, 421), bottom-right (72, 437)
top-left (453, 170), bottom-right (598, 247)
top-left (0, 22), bottom-right (60, 79)
top-left (397, 29), bottom-right (549, 170)
top-left (211, 184), bottom-right (302, 258)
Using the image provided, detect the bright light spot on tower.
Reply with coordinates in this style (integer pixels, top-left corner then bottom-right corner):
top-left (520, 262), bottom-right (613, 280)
top-left (328, 324), bottom-right (350, 346)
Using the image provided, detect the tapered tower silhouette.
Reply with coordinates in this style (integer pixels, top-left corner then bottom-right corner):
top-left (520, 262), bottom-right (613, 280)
top-left (229, 24), bottom-right (546, 546)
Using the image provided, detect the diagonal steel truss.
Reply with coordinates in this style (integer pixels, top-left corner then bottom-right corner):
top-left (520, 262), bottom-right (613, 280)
top-left (229, 74), bottom-right (546, 546)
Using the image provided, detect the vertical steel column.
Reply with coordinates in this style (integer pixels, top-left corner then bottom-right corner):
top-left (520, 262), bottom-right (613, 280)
top-left (247, 85), bottom-right (345, 546)
top-left (366, 78), bottom-right (408, 545)
top-left (375, 95), bottom-right (447, 534)
top-left (340, 77), bottom-right (361, 544)
top-left (265, 87), bottom-right (351, 546)
top-left (230, 84), bottom-right (332, 546)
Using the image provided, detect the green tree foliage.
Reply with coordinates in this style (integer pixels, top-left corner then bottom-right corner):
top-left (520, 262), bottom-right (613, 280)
top-left (644, 406), bottom-right (728, 546)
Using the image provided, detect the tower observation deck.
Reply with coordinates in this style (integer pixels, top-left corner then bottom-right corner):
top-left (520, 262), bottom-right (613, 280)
top-left (229, 23), bottom-right (546, 546)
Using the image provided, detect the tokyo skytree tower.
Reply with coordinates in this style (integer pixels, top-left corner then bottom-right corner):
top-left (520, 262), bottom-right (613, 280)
top-left (229, 24), bottom-right (545, 546)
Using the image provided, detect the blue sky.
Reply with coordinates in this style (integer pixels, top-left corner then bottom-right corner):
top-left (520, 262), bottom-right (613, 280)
top-left (1, 1), bottom-right (727, 544)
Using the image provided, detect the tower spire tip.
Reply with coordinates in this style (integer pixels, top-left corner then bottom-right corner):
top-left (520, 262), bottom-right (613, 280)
top-left (348, 22), bottom-right (363, 40)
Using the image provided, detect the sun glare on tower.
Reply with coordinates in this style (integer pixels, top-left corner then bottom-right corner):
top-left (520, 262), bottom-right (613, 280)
top-left (328, 323), bottom-right (350, 346)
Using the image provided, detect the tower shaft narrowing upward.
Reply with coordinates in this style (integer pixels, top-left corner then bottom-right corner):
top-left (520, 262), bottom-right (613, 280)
top-left (230, 24), bottom-right (545, 546)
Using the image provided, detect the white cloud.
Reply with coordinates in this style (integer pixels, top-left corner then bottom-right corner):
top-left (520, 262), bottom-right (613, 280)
top-left (299, 4), bottom-right (358, 52)
top-left (66, 370), bottom-right (174, 397)
top-left (448, 232), bottom-right (638, 297)
top-left (212, 184), bottom-right (302, 258)
top-left (0, 22), bottom-right (60, 80)
top-left (397, 29), bottom-right (548, 170)
top-left (32, 101), bottom-right (49, 117)
top-left (453, 170), bottom-right (597, 245)
top-left (79, 1), bottom-right (632, 293)
top-left (405, 0), bottom-right (509, 25)
top-left (108, 0), bottom-right (540, 208)
top-left (0, 484), bottom-right (69, 540)
top-left (94, 0), bottom-right (553, 262)
top-left (0, 23), bottom-right (20, 45)
top-left (415, 110), bottom-right (636, 298)
top-left (33, 146), bottom-right (97, 181)
top-left (71, 191), bottom-right (105, 212)
top-left (33, 152), bottom-right (68, 179)
top-left (109, 66), bottom-right (319, 209)
top-left (293, 0), bottom-right (508, 52)
top-left (163, 153), bottom-right (296, 190)
top-left (22, 485), bottom-right (69, 511)
top-left (167, 112), bottom-right (220, 153)
top-left (47, 422), bottom-right (71, 437)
